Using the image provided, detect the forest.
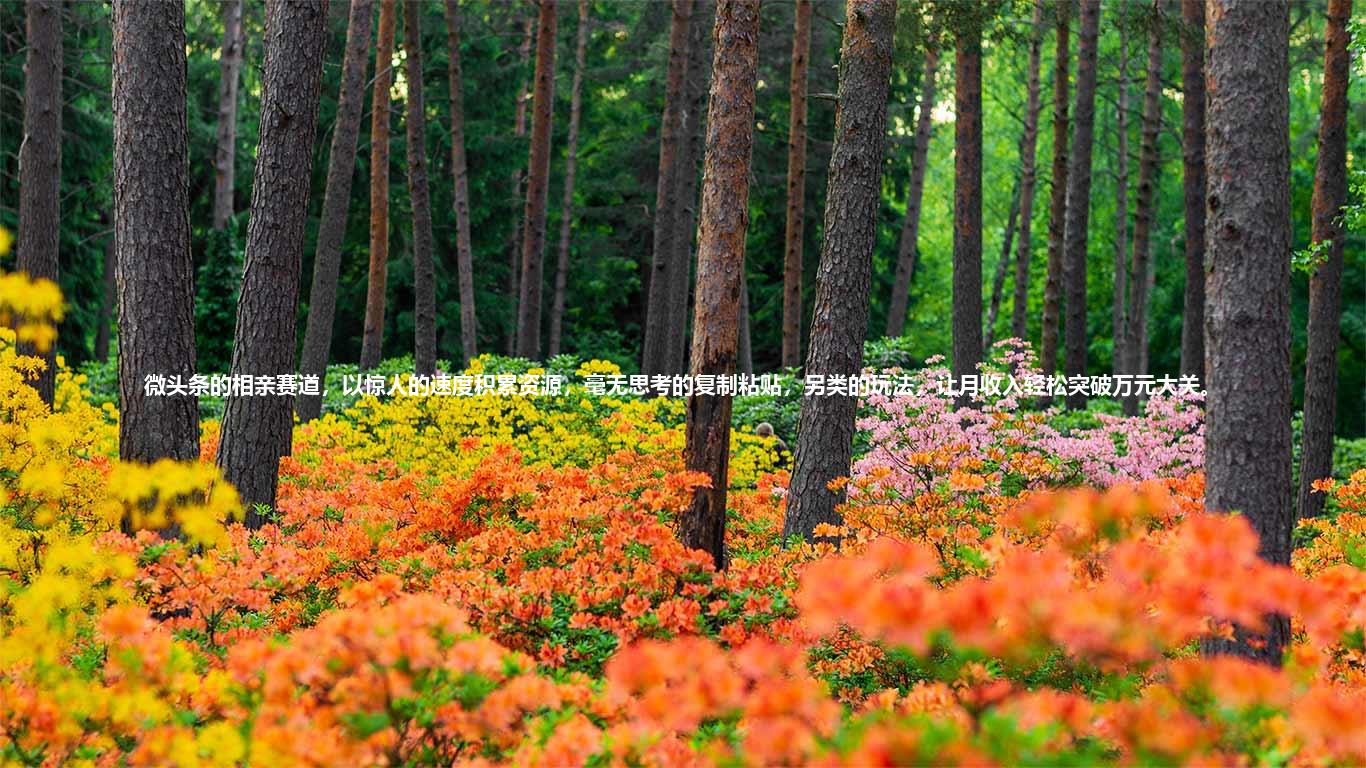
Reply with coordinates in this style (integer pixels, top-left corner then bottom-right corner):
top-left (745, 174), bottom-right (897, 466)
top-left (1, 0), bottom-right (1365, 764)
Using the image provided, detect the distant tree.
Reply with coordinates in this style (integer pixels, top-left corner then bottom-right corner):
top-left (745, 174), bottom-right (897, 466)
top-left (515, 0), bottom-right (558, 360)
top-left (1179, 0), bottom-right (1205, 378)
top-left (984, 180), bottom-right (1020, 347)
top-left (94, 217), bottom-right (114, 363)
top-left (1112, 18), bottom-right (1129, 376)
top-left (549, 0), bottom-right (590, 358)
top-left (1122, 0), bottom-right (1163, 415)
top-left (738, 272), bottom-right (753, 374)
top-left (505, 11), bottom-right (535, 354)
top-left (886, 44), bottom-right (939, 338)
top-left (1011, 0), bottom-right (1046, 341)
top-left (298, 0), bottom-right (374, 420)
top-left (17, 0), bottom-right (61, 405)
top-left (643, 0), bottom-right (698, 376)
top-left (406, 0), bottom-right (438, 376)
top-left (361, 0), bottom-right (397, 371)
top-left (680, 0), bottom-right (762, 568)
top-left (952, 11), bottom-right (984, 400)
top-left (211, 0), bottom-right (243, 231)
top-left (781, 0), bottom-right (812, 368)
top-left (112, 0), bottom-right (198, 464)
top-left (1039, 0), bottom-right (1069, 387)
top-left (445, 0), bottom-right (479, 363)
top-left (1201, 0), bottom-right (1292, 665)
top-left (217, 0), bottom-right (328, 523)
top-left (1062, 0), bottom-right (1100, 410)
top-left (782, 0), bottom-right (896, 545)
top-left (1298, 0), bottom-right (1353, 519)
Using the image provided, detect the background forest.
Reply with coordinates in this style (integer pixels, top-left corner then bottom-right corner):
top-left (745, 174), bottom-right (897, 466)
top-left (2, 0), bottom-right (1361, 436)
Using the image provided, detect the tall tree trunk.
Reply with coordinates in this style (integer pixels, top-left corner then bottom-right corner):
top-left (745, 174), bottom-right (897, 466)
top-left (737, 271), bottom-right (753, 374)
top-left (445, 0), bottom-right (479, 363)
top-left (643, 0), bottom-right (697, 375)
top-left (680, 0), bottom-right (762, 568)
top-left (514, 0), bottom-right (558, 360)
top-left (16, 0), bottom-right (61, 406)
top-left (1039, 0), bottom-right (1069, 384)
top-left (1179, 0), bottom-right (1206, 378)
top-left (952, 24), bottom-right (984, 402)
top-left (781, 0), bottom-right (895, 545)
top-left (1122, 2), bottom-right (1163, 416)
top-left (886, 44), bottom-right (939, 338)
top-left (112, 0), bottom-right (199, 464)
top-left (407, 0), bottom-right (438, 375)
top-left (781, 0), bottom-right (812, 368)
top-left (360, 0), bottom-right (396, 370)
top-left (664, 1), bottom-right (714, 373)
top-left (1112, 19), bottom-right (1129, 376)
top-left (1297, 0), bottom-right (1352, 519)
top-left (1062, 0), bottom-right (1100, 410)
top-left (985, 181), bottom-right (1021, 348)
top-left (217, 0), bottom-right (328, 524)
top-left (1011, 0), bottom-right (1046, 341)
top-left (297, 0), bottom-right (373, 421)
top-left (95, 217), bottom-right (114, 363)
top-left (1201, 0), bottom-right (1291, 664)
top-left (549, 0), bottom-right (589, 358)
top-left (212, 0), bottom-right (244, 231)
top-left (506, 12), bottom-right (535, 354)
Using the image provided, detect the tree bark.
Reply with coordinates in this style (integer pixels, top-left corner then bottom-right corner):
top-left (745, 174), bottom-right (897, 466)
top-left (445, 0), bottom-right (480, 363)
top-left (886, 44), bottom-right (939, 338)
top-left (1062, 0), bottom-right (1100, 410)
top-left (406, 0), bottom-right (438, 375)
top-left (985, 180), bottom-right (1021, 348)
top-left (643, 0), bottom-right (697, 375)
top-left (212, 0), bottom-right (244, 231)
top-left (1122, 2), bottom-right (1163, 416)
top-left (1011, 0), bottom-right (1046, 341)
top-left (680, 0), bottom-right (762, 568)
top-left (17, 0), bottom-right (62, 406)
top-left (95, 218), bottom-right (115, 363)
top-left (1297, 0), bottom-right (1352, 519)
top-left (217, 0), bottom-right (328, 524)
top-left (505, 12), bottom-right (535, 355)
top-left (113, 0), bottom-right (199, 464)
top-left (297, 0), bottom-right (373, 421)
top-left (952, 24), bottom-right (984, 402)
top-left (549, 0), bottom-right (589, 358)
top-left (781, 0), bottom-right (895, 545)
top-left (1039, 0), bottom-right (1069, 384)
top-left (360, 0), bottom-right (396, 371)
top-left (1179, 0), bottom-right (1206, 378)
top-left (1112, 18), bottom-right (1129, 377)
top-left (514, 0), bottom-right (558, 360)
top-left (1201, 0), bottom-right (1292, 664)
top-left (781, 0), bottom-right (812, 368)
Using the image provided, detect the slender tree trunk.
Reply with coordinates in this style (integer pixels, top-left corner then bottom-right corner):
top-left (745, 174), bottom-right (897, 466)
top-left (445, 0), bottom-right (479, 363)
top-left (95, 217), bottom-right (114, 363)
top-left (1040, 0), bottom-right (1069, 384)
top-left (665, 2), bottom-right (714, 373)
top-left (680, 0), bottom-right (762, 568)
top-left (113, 0), bottom-right (199, 464)
top-left (782, 0), bottom-right (895, 545)
top-left (212, 0), bottom-right (244, 231)
top-left (297, 0), bottom-right (373, 421)
top-left (643, 0), bottom-right (697, 375)
top-left (506, 12), bottom-right (535, 354)
top-left (1112, 20), bottom-right (1129, 377)
top-left (1062, 0), bottom-right (1100, 410)
top-left (549, 0), bottom-right (589, 358)
top-left (952, 25), bottom-right (984, 401)
top-left (886, 44), bottom-right (939, 338)
top-left (1201, 0), bottom-right (1292, 665)
top-left (514, 0), bottom-right (558, 360)
top-left (781, 0), bottom-right (812, 368)
top-left (1297, 0), bottom-right (1352, 519)
top-left (1011, 0), bottom-right (1046, 341)
top-left (1179, 0), bottom-right (1206, 378)
top-left (738, 271), bottom-right (753, 375)
top-left (16, 0), bottom-right (61, 406)
top-left (217, 0), bottom-right (328, 524)
top-left (1123, 2), bottom-right (1163, 416)
top-left (361, 0), bottom-right (396, 370)
top-left (407, 0), bottom-right (438, 375)
top-left (985, 181), bottom-right (1021, 349)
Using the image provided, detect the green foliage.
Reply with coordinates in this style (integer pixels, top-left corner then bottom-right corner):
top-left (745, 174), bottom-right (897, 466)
top-left (195, 226), bottom-right (242, 375)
